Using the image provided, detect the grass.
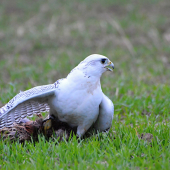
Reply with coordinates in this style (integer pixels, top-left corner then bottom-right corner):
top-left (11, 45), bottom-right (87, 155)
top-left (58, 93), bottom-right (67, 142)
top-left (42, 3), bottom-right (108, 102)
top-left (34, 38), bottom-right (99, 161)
top-left (0, 0), bottom-right (170, 169)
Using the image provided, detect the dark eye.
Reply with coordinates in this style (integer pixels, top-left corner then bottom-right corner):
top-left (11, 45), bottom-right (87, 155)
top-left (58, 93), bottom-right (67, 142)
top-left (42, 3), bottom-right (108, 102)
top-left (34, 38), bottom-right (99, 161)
top-left (101, 58), bottom-right (106, 64)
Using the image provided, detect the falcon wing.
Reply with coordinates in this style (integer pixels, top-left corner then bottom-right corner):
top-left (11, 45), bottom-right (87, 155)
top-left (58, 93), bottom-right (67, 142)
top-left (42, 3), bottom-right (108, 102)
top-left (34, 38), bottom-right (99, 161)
top-left (0, 82), bottom-right (59, 129)
top-left (94, 93), bottom-right (114, 131)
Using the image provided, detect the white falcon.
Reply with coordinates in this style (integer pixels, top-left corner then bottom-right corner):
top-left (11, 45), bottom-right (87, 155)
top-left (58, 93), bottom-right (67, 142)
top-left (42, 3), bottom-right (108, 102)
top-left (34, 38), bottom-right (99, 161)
top-left (0, 54), bottom-right (114, 137)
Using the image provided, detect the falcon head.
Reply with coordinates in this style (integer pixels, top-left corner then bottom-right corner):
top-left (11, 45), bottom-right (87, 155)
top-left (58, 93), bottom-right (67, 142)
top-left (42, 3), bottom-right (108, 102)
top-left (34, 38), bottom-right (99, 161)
top-left (79, 54), bottom-right (114, 77)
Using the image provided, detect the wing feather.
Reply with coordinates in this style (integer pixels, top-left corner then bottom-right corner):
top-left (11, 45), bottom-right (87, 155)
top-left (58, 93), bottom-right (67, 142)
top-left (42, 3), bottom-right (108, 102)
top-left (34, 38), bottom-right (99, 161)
top-left (0, 82), bottom-right (60, 129)
top-left (94, 93), bottom-right (114, 131)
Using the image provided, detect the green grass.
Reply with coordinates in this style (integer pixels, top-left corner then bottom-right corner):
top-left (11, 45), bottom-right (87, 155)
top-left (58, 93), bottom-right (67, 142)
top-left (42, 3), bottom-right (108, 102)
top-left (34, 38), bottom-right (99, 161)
top-left (0, 0), bottom-right (170, 169)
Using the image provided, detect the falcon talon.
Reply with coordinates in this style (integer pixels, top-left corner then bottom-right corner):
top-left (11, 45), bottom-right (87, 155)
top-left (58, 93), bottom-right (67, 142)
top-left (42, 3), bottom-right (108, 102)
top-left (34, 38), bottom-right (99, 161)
top-left (49, 115), bottom-right (56, 120)
top-left (43, 119), bottom-right (52, 132)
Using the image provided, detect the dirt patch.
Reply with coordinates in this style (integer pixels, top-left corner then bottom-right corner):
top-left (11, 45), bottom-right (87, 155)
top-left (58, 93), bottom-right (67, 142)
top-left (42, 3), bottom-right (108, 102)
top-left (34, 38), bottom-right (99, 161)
top-left (138, 133), bottom-right (153, 143)
top-left (141, 110), bottom-right (151, 117)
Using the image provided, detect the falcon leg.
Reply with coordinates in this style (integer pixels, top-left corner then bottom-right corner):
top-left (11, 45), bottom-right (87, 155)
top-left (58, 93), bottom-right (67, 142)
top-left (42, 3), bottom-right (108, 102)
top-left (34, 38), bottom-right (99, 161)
top-left (77, 123), bottom-right (92, 138)
top-left (43, 115), bottom-right (55, 132)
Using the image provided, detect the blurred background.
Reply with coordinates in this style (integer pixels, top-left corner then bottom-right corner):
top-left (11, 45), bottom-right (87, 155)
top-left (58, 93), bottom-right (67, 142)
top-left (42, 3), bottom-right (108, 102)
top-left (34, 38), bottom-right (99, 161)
top-left (0, 0), bottom-right (170, 107)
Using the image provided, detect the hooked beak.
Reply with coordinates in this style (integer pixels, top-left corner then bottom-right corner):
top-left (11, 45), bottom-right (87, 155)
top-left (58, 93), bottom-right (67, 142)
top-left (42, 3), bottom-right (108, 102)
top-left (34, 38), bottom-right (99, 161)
top-left (105, 60), bottom-right (114, 71)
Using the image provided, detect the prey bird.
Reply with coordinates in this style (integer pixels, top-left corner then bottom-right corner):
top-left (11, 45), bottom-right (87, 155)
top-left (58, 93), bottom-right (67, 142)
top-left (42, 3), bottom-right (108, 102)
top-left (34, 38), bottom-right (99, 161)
top-left (0, 54), bottom-right (114, 137)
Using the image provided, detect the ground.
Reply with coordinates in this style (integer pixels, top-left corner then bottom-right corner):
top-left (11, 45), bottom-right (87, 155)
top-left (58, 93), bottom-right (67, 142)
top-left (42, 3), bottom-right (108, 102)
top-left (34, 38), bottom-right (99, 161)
top-left (0, 0), bottom-right (170, 169)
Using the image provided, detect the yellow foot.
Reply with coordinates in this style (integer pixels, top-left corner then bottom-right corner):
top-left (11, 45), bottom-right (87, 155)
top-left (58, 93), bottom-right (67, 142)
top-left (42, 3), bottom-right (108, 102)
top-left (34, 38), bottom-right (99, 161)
top-left (43, 119), bottom-right (52, 133)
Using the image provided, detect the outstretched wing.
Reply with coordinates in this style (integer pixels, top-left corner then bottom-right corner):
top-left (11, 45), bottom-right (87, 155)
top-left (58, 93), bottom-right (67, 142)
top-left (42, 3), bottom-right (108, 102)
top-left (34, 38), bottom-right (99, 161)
top-left (0, 82), bottom-right (59, 129)
top-left (94, 93), bottom-right (114, 131)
